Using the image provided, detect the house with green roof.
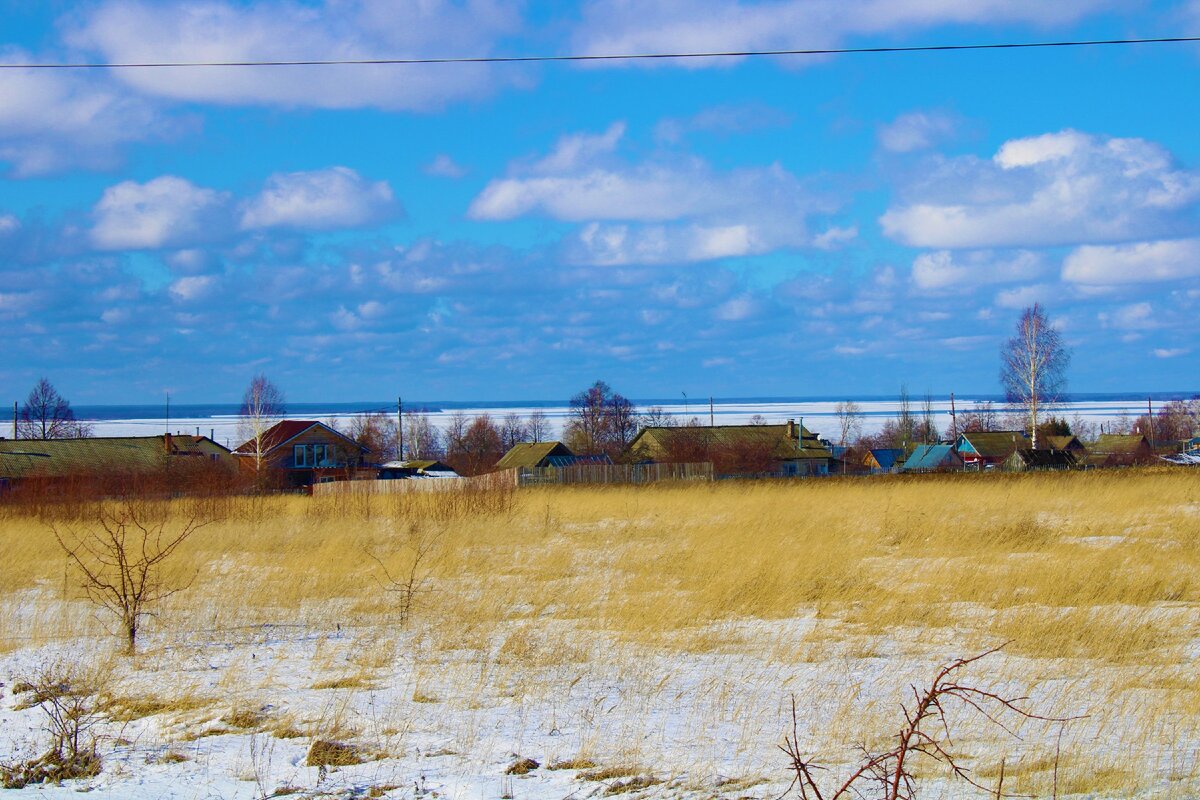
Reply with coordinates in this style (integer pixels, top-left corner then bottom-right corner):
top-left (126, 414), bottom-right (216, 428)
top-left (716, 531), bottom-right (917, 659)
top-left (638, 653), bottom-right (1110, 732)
top-left (628, 419), bottom-right (831, 477)
top-left (0, 434), bottom-right (234, 492)
top-left (954, 431), bottom-right (1029, 470)
top-left (1080, 434), bottom-right (1154, 468)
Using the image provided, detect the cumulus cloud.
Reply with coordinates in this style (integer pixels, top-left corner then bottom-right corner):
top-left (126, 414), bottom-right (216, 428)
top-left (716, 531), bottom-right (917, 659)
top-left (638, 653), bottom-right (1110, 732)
top-left (424, 154), bottom-right (468, 178)
top-left (1062, 239), bottom-right (1200, 285)
top-left (168, 274), bottom-right (218, 302)
top-left (1153, 347), bottom-right (1188, 358)
top-left (91, 176), bottom-right (232, 250)
top-left (470, 122), bottom-right (832, 264)
top-left (69, 0), bottom-right (522, 111)
top-left (240, 167), bottom-right (398, 231)
top-left (572, 0), bottom-right (1112, 66)
top-left (881, 130), bottom-right (1200, 248)
top-left (995, 283), bottom-right (1055, 310)
top-left (0, 50), bottom-right (183, 177)
top-left (911, 249), bottom-right (1045, 292)
top-left (654, 103), bottom-right (791, 143)
top-left (877, 111), bottom-right (958, 153)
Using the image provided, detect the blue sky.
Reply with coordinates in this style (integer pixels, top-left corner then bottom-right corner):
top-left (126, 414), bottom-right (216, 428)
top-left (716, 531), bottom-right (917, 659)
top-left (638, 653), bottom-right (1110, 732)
top-left (1, 0), bottom-right (1199, 404)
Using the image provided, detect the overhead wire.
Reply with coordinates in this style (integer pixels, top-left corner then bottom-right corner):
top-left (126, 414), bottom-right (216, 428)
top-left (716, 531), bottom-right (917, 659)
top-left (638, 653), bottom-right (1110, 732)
top-left (0, 35), bottom-right (1198, 69)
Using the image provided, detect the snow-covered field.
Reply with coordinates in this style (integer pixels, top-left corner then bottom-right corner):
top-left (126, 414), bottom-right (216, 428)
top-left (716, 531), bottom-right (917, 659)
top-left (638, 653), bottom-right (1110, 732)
top-left (3, 475), bottom-right (1198, 798)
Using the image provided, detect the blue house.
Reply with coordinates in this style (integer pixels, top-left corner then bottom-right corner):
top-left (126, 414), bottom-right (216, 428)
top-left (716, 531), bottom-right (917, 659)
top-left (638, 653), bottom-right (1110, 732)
top-left (901, 444), bottom-right (963, 473)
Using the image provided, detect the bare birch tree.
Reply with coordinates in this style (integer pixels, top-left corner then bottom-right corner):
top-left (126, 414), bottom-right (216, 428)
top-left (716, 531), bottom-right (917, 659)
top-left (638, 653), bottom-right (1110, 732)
top-left (527, 409), bottom-right (552, 443)
top-left (403, 412), bottom-right (441, 459)
top-left (834, 400), bottom-right (863, 446)
top-left (237, 374), bottom-right (286, 477)
top-left (1000, 303), bottom-right (1070, 450)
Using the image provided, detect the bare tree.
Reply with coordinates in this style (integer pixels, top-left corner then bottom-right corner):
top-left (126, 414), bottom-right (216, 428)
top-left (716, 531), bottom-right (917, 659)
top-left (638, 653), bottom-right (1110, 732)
top-left (17, 378), bottom-right (92, 439)
top-left (237, 374), bottom-right (287, 477)
top-left (500, 413), bottom-right (530, 450)
top-left (1000, 303), bottom-right (1070, 450)
top-left (895, 384), bottom-right (915, 454)
top-left (640, 406), bottom-right (676, 429)
top-left (834, 401), bottom-right (863, 446)
top-left (443, 411), bottom-right (468, 456)
top-left (917, 392), bottom-right (939, 445)
top-left (346, 412), bottom-right (398, 464)
top-left (445, 414), bottom-right (503, 476)
top-left (563, 380), bottom-right (638, 458)
top-left (527, 409), bottom-right (552, 443)
top-left (366, 522), bottom-right (443, 625)
top-left (403, 412), bottom-right (442, 459)
top-left (2, 663), bottom-right (103, 788)
top-left (53, 501), bottom-right (205, 653)
top-left (748, 414), bottom-right (769, 425)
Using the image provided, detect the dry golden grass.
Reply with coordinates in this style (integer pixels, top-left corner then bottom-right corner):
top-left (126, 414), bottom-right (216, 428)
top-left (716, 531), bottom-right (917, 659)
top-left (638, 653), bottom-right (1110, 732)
top-left (2, 469), bottom-right (1199, 796)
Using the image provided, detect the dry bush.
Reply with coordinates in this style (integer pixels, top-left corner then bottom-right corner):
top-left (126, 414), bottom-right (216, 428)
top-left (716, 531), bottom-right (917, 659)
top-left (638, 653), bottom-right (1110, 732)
top-left (2, 662), bottom-right (104, 788)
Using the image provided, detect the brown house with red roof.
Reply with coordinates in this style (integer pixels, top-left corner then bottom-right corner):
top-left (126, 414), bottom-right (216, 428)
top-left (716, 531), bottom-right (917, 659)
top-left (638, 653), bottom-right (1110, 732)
top-left (233, 420), bottom-right (369, 488)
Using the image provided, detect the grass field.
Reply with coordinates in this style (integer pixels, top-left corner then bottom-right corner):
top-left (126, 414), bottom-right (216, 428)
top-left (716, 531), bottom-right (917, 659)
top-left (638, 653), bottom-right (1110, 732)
top-left (1, 469), bottom-right (1198, 798)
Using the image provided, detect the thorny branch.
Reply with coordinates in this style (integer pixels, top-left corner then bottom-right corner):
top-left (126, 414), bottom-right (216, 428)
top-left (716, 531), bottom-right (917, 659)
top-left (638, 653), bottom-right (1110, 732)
top-left (778, 645), bottom-right (1083, 800)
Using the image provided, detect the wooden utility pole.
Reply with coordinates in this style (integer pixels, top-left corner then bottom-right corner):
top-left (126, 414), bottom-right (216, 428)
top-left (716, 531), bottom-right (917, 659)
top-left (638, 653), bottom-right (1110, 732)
top-left (709, 397), bottom-right (714, 427)
top-left (1148, 396), bottom-right (1155, 450)
top-left (397, 396), bottom-right (404, 461)
top-left (12, 401), bottom-right (17, 440)
top-left (949, 392), bottom-right (958, 441)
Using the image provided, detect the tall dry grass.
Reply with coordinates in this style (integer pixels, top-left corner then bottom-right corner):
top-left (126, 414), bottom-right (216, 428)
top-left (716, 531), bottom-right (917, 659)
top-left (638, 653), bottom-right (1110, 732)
top-left (2, 469), bottom-right (1199, 795)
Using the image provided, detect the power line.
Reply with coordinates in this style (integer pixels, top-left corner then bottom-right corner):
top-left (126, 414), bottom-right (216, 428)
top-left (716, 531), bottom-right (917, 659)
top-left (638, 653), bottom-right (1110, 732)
top-left (1, 35), bottom-right (1199, 70)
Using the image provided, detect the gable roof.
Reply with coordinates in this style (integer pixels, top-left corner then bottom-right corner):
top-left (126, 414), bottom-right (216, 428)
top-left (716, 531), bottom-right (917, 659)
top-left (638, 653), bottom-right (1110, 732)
top-left (629, 423), bottom-right (830, 461)
top-left (902, 444), bottom-right (961, 471)
top-left (233, 420), bottom-right (365, 456)
top-left (0, 435), bottom-right (229, 480)
top-left (956, 431), bottom-right (1028, 458)
top-left (1090, 434), bottom-right (1150, 454)
top-left (868, 448), bottom-right (903, 470)
top-left (1040, 435), bottom-right (1084, 452)
top-left (495, 441), bottom-right (574, 470)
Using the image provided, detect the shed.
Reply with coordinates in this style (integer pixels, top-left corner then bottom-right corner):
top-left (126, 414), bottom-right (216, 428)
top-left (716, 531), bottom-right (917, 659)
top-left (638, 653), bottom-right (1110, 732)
top-left (1004, 448), bottom-right (1077, 471)
top-left (865, 448), bottom-right (903, 473)
top-left (495, 441), bottom-right (575, 471)
top-left (1080, 434), bottom-right (1155, 468)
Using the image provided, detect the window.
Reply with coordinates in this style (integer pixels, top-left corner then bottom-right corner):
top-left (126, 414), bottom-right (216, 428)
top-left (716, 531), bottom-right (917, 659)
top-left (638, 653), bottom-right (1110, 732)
top-left (314, 444), bottom-right (329, 467)
top-left (294, 444), bottom-right (308, 467)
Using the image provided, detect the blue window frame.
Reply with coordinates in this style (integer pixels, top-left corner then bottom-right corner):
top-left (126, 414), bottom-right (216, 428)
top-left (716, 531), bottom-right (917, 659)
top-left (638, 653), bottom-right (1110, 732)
top-left (294, 444), bottom-right (308, 467)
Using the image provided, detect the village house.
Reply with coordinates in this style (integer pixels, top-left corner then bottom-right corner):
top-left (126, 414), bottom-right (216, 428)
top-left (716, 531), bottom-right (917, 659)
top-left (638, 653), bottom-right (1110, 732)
top-left (1080, 434), bottom-right (1155, 469)
top-left (233, 420), bottom-right (368, 488)
top-left (900, 444), bottom-right (963, 473)
top-left (1039, 434), bottom-right (1087, 459)
top-left (864, 448), bottom-right (903, 474)
top-left (0, 434), bottom-right (234, 493)
top-left (628, 419), bottom-right (831, 477)
top-left (954, 431), bottom-right (1029, 470)
top-left (495, 441), bottom-right (612, 471)
top-left (1004, 448), bottom-right (1077, 472)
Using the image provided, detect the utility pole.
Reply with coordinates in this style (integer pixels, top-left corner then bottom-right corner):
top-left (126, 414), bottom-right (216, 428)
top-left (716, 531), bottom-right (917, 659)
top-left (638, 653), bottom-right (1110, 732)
top-left (165, 392), bottom-right (170, 435)
top-left (709, 397), bottom-right (714, 428)
top-left (682, 391), bottom-right (688, 418)
top-left (1148, 396), bottom-right (1155, 450)
top-left (12, 401), bottom-right (17, 440)
top-left (949, 392), bottom-right (958, 441)
top-left (397, 396), bottom-right (404, 462)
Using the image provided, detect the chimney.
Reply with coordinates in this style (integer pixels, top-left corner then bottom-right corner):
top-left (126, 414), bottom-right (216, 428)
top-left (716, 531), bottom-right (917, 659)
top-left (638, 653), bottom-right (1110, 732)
top-left (164, 432), bottom-right (173, 453)
top-left (786, 419), bottom-right (797, 440)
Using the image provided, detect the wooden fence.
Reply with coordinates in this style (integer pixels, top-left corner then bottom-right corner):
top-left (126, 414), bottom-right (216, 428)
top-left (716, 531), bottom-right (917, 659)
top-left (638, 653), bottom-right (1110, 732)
top-left (516, 462), bottom-right (712, 486)
top-left (311, 469), bottom-right (518, 497)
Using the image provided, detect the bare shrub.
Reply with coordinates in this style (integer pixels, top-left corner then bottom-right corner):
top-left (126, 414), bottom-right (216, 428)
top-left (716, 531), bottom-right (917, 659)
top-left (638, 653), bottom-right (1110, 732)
top-left (367, 522), bottom-right (444, 625)
top-left (52, 499), bottom-right (206, 653)
top-left (778, 646), bottom-right (1078, 800)
top-left (1, 663), bottom-right (103, 788)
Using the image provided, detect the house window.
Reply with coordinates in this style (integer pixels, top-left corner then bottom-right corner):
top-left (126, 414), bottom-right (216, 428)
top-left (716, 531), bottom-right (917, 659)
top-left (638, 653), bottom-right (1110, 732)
top-left (294, 444), bottom-right (309, 467)
top-left (314, 444), bottom-right (329, 467)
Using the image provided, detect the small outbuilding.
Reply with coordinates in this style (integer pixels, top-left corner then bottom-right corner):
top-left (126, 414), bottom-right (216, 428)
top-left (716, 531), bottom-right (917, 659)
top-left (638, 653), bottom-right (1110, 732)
top-left (955, 431), bottom-right (1029, 470)
top-left (1004, 448), bottom-right (1077, 472)
top-left (864, 448), bottom-right (903, 473)
top-left (1080, 434), bottom-right (1155, 468)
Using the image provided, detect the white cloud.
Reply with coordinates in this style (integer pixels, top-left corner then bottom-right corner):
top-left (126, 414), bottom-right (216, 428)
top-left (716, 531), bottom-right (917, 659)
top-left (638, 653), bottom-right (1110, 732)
top-left (241, 167), bottom-right (397, 231)
top-left (0, 214), bottom-right (18, 235)
top-left (995, 283), bottom-right (1054, 310)
top-left (168, 274), bottom-right (217, 302)
top-left (881, 130), bottom-right (1200, 248)
top-left (812, 225), bottom-right (858, 250)
top-left (877, 111), bottom-right (957, 153)
top-left (0, 49), bottom-right (181, 177)
top-left (1153, 347), bottom-right (1188, 358)
top-left (911, 249), bottom-right (1044, 292)
top-left (91, 176), bottom-right (231, 250)
top-left (654, 103), bottom-right (791, 143)
top-left (470, 122), bottom-right (832, 265)
top-left (714, 295), bottom-right (758, 321)
top-left (572, 0), bottom-right (1112, 67)
top-left (70, 0), bottom-right (522, 111)
top-left (424, 154), bottom-right (468, 178)
top-left (1100, 301), bottom-right (1157, 330)
top-left (1062, 239), bottom-right (1200, 285)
